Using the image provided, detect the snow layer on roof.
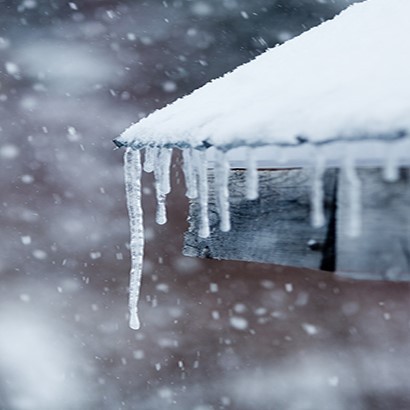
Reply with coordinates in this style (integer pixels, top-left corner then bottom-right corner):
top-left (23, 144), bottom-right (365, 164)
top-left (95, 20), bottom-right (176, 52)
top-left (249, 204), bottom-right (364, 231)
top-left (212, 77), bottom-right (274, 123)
top-left (117, 0), bottom-right (410, 152)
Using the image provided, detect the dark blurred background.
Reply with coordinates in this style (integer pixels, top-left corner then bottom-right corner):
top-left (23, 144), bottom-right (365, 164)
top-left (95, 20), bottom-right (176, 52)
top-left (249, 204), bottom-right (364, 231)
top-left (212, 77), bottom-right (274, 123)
top-left (2, 1), bottom-right (410, 409)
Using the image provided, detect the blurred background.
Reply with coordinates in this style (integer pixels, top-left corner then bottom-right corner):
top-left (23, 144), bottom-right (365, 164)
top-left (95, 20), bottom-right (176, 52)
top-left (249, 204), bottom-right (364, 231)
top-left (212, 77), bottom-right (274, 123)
top-left (2, 0), bottom-right (410, 409)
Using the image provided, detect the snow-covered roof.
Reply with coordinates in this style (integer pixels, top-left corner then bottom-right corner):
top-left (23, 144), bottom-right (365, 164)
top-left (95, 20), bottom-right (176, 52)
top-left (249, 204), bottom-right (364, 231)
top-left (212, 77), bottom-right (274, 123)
top-left (115, 0), bottom-right (410, 158)
top-left (117, 0), bottom-right (410, 330)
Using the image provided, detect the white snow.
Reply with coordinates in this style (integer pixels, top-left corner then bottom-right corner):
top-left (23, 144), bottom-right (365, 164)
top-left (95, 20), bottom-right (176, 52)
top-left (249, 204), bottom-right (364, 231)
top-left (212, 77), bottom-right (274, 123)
top-left (117, 0), bottom-right (410, 159)
top-left (230, 316), bottom-right (249, 330)
top-left (302, 323), bottom-right (319, 335)
top-left (5, 61), bottom-right (20, 76)
top-left (209, 283), bottom-right (219, 293)
top-left (0, 310), bottom-right (85, 408)
top-left (14, 41), bottom-right (117, 94)
top-left (32, 249), bottom-right (47, 260)
top-left (90, 251), bottom-right (102, 260)
top-left (0, 144), bottom-right (20, 159)
top-left (20, 235), bottom-right (31, 245)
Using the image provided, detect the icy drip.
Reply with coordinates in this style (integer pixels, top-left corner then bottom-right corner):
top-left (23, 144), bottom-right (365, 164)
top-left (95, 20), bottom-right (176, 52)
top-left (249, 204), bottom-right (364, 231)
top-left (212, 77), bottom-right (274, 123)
top-left (383, 145), bottom-right (399, 182)
top-left (143, 146), bottom-right (157, 173)
top-left (214, 150), bottom-right (231, 232)
top-left (153, 148), bottom-right (172, 225)
top-left (124, 148), bottom-right (144, 330)
top-left (158, 148), bottom-right (172, 195)
top-left (343, 153), bottom-right (362, 238)
top-left (311, 153), bottom-right (326, 228)
top-left (194, 150), bottom-right (210, 238)
top-left (245, 148), bottom-right (258, 200)
top-left (182, 148), bottom-right (198, 199)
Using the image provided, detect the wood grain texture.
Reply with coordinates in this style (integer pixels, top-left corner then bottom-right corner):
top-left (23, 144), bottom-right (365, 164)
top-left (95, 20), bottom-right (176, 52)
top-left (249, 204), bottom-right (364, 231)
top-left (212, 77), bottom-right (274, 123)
top-left (336, 168), bottom-right (410, 281)
top-left (183, 168), bottom-right (337, 270)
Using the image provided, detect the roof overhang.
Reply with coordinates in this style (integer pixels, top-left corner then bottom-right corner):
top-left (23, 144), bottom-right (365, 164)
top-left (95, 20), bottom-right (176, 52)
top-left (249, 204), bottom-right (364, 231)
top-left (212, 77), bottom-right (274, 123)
top-left (115, 0), bottom-right (410, 167)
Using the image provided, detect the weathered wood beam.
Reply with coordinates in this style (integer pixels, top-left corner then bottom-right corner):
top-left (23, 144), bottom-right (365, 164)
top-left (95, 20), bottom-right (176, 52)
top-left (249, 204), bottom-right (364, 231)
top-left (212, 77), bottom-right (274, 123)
top-left (183, 169), bottom-right (337, 271)
top-left (336, 168), bottom-right (410, 281)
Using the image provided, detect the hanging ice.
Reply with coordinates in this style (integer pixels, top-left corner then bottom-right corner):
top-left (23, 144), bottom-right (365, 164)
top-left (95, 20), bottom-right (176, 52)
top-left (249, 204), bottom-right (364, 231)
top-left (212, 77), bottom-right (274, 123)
top-left (245, 147), bottom-right (258, 200)
top-left (158, 148), bottom-right (173, 195)
top-left (143, 146), bottom-right (157, 173)
top-left (124, 148), bottom-right (144, 330)
top-left (214, 150), bottom-right (231, 232)
top-left (182, 148), bottom-right (198, 199)
top-left (194, 150), bottom-right (210, 238)
top-left (154, 181), bottom-right (167, 225)
top-left (311, 152), bottom-right (326, 228)
top-left (383, 145), bottom-right (399, 182)
top-left (343, 152), bottom-right (362, 238)
top-left (153, 147), bottom-right (172, 225)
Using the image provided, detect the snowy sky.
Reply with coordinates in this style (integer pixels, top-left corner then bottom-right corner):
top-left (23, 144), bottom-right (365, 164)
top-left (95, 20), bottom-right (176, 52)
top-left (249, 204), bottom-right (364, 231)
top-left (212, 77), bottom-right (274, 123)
top-left (2, 1), bottom-right (410, 409)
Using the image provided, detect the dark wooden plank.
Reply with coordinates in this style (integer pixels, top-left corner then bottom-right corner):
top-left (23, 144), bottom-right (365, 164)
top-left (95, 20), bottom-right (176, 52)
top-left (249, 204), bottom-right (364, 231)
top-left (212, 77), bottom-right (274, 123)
top-left (336, 168), bottom-right (410, 281)
top-left (183, 168), bottom-right (337, 270)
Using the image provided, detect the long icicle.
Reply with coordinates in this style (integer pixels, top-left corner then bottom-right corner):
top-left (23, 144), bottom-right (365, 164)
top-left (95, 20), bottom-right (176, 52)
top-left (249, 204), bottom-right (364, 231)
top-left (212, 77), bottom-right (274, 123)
top-left (343, 152), bottom-right (362, 238)
top-left (124, 148), bottom-right (144, 330)
top-left (182, 148), bottom-right (198, 199)
top-left (153, 148), bottom-right (167, 225)
top-left (214, 150), bottom-right (231, 232)
top-left (246, 147), bottom-right (258, 200)
top-left (311, 152), bottom-right (326, 228)
top-left (195, 149), bottom-right (210, 238)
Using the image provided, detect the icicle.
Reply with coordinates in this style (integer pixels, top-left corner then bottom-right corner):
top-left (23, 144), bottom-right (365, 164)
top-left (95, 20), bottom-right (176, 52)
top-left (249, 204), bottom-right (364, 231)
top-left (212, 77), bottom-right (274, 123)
top-left (143, 146), bottom-right (157, 173)
top-left (155, 187), bottom-right (167, 225)
top-left (245, 147), bottom-right (258, 200)
top-left (124, 148), bottom-right (144, 330)
top-left (383, 145), bottom-right (399, 182)
top-left (194, 149), bottom-right (210, 238)
top-left (343, 152), bottom-right (362, 238)
top-left (153, 160), bottom-right (167, 226)
top-left (158, 148), bottom-right (172, 195)
top-left (214, 150), bottom-right (231, 232)
top-left (182, 148), bottom-right (198, 199)
top-left (152, 147), bottom-right (172, 225)
top-left (311, 152), bottom-right (326, 228)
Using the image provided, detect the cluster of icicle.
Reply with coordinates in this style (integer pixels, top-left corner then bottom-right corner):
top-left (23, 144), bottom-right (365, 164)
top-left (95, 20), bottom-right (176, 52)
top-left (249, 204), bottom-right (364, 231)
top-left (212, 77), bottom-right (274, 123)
top-left (124, 145), bottom-right (400, 329)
